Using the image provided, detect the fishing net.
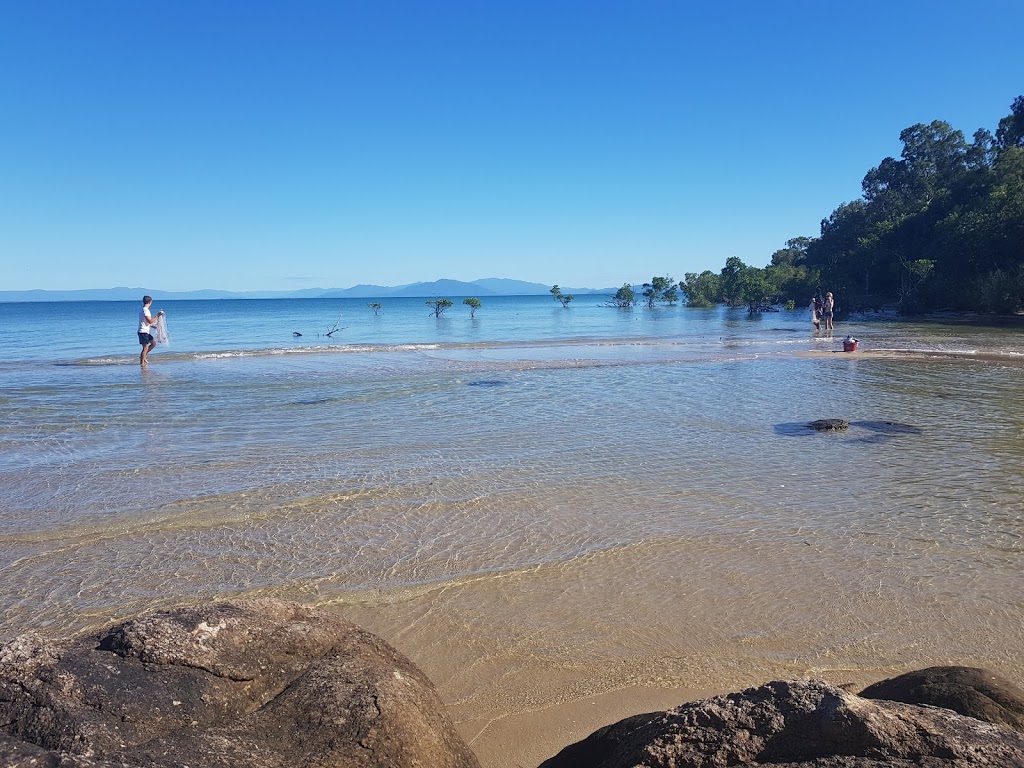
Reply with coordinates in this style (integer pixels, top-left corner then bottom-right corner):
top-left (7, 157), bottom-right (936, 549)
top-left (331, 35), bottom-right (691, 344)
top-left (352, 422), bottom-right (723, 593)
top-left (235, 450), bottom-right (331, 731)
top-left (152, 315), bottom-right (170, 347)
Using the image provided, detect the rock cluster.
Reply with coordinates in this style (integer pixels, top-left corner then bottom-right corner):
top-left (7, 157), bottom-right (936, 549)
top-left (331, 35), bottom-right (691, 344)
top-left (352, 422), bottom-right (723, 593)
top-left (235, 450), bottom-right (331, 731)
top-left (860, 665), bottom-right (1024, 733)
top-left (539, 679), bottom-right (1024, 767)
top-left (4, 600), bottom-right (1024, 768)
top-left (0, 599), bottom-right (479, 768)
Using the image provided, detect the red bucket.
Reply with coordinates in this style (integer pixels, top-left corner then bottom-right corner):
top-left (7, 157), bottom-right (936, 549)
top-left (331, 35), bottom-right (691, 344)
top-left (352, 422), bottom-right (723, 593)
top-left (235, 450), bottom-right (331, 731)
top-left (843, 339), bottom-right (858, 352)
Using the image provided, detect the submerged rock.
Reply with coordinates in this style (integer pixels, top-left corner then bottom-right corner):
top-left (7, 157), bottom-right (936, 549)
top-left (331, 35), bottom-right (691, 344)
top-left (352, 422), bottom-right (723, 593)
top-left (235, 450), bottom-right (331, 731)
top-left (539, 679), bottom-right (1024, 767)
top-left (808, 418), bottom-right (849, 431)
top-left (860, 666), bottom-right (1024, 733)
top-left (0, 599), bottom-right (480, 768)
top-left (777, 419), bottom-right (919, 440)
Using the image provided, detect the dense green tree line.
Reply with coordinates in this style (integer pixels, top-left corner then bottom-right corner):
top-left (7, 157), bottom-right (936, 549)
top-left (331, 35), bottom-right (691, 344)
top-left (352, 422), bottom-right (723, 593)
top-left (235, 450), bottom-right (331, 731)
top-left (681, 96), bottom-right (1024, 314)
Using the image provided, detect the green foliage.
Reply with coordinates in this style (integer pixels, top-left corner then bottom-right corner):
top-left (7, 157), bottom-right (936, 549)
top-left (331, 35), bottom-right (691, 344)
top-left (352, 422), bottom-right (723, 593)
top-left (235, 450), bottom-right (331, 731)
top-left (641, 276), bottom-right (677, 307)
top-left (426, 298), bottom-right (453, 317)
top-left (680, 271), bottom-right (720, 306)
top-left (716, 258), bottom-right (777, 312)
top-left (550, 285), bottom-right (574, 308)
top-left (769, 237), bottom-right (813, 267)
top-left (685, 295), bottom-right (714, 308)
top-left (642, 96), bottom-right (1022, 314)
top-left (785, 95), bottom-right (1024, 313)
top-left (971, 266), bottom-right (1024, 313)
top-left (764, 261), bottom-right (819, 304)
top-left (367, 302), bottom-right (382, 315)
top-left (736, 267), bottom-right (774, 313)
top-left (609, 283), bottom-right (636, 308)
top-left (463, 297), bottom-right (481, 317)
top-left (717, 257), bottom-right (747, 306)
top-left (898, 259), bottom-right (935, 307)
top-left (935, 147), bottom-right (1024, 280)
top-left (996, 95), bottom-right (1024, 150)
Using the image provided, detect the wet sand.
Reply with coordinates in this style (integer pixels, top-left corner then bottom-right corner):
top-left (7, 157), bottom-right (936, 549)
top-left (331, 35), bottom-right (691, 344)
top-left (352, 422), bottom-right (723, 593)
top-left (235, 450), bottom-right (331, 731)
top-left (799, 346), bottom-right (1024, 363)
top-left (330, 528), bottom-right (1024, 767)
top-left (456, 685), bottom-right (722, 768)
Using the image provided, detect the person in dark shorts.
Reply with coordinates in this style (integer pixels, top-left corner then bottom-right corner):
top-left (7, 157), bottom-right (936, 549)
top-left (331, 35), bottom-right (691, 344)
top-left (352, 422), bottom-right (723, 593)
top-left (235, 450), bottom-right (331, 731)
top-left (138, 295), bottom-right (164, 366)
top-left (822, 292), bottom-right (835, 332)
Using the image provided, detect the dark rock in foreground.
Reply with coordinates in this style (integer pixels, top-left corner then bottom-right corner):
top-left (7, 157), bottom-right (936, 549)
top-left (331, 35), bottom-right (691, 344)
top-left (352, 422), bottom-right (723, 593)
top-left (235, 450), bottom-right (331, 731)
top-left (539, 679), bottom-right (1024, 767)
top-left (0, 599), bottom-right (480, 768)
top-left (809, 418), bottom-right (849, 432)
top-left (860, 666), bottom-right (1024, 733)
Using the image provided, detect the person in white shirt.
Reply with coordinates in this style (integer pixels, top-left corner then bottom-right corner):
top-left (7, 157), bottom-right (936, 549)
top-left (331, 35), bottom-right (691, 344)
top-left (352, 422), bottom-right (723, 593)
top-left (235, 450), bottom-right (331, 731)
top-left (138, 295), bottom-right (165, 367)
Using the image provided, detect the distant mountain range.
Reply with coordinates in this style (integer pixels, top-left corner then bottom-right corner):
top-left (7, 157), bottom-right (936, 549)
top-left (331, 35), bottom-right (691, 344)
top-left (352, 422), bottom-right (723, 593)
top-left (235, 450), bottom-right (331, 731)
top-left (0, 278), bottom-right (618, 302)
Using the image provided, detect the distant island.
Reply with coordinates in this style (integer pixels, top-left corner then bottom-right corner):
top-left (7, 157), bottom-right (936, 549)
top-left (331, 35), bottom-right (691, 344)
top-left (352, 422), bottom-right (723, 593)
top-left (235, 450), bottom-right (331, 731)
top-left (0, 278), bottom-right (617, 303)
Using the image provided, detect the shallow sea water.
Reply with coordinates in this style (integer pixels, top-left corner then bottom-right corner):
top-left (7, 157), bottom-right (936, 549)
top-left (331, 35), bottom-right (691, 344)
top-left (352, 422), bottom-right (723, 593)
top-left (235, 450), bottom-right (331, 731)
top-left (1, 296), bottom-right (1022, 729)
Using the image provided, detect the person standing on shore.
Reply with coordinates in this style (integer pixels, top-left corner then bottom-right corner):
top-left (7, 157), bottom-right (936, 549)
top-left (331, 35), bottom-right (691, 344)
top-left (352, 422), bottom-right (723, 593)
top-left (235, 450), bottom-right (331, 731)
top-left (138, 295), bottom-right (165, 366)
top-left (822, 291), bottom-right (835, 332)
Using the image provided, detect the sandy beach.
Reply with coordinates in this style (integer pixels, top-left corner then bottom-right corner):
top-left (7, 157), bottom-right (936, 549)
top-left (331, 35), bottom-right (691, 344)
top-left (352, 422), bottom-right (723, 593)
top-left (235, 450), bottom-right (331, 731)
top-left (456, 685), bottom-right (722, 768)
top-left (331, 522), bottom-right (1024, 767)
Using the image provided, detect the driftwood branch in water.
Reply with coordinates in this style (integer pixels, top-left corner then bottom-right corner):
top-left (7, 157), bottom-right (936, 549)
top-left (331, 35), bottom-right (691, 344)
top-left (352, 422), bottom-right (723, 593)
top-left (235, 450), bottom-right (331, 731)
top-left (324, 314), bottom-right (344, 337)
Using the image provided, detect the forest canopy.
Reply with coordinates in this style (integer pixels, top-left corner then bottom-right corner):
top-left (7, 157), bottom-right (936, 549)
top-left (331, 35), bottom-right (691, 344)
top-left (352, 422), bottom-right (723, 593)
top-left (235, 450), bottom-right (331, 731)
top-left (686, 96), bottom-right (1024, 314)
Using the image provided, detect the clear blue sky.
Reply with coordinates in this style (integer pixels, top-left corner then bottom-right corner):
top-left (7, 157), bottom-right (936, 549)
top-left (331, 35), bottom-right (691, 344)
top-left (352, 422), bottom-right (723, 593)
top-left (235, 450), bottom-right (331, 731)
top-left (2, 0), bottom-right (1022, 292)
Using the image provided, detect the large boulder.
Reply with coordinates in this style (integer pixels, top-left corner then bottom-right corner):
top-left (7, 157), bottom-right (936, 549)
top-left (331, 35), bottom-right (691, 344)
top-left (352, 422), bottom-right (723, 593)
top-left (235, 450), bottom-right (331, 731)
top-left (860, 666), bottom-right (1024, 733)
top-left (0, 599), bottom-right (480, 768)
top-left (539, 679), bottom-right (1024, 767)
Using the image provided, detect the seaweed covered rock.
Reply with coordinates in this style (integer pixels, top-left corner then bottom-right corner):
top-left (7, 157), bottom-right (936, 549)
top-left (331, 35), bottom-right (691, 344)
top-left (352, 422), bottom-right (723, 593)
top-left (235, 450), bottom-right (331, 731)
top-left (0, 599), bottom-right (480, 768)
top-left (539, 679), bottom-right (1024, 767)
top-left (809, 418), bottom-right (849, 432)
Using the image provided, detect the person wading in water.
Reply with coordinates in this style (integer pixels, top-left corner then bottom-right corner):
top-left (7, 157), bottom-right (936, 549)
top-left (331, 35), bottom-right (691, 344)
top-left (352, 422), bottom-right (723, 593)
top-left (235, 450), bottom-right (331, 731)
top-left (821, 291), bottom-right (835, 333)
top-left (138, 295), bottom-right (165, 367)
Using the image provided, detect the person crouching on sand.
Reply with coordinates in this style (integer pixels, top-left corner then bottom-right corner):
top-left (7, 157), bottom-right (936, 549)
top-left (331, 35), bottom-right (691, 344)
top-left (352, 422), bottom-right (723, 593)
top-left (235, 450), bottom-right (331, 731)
top-left (138, 295), bottom-right (164, 366)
